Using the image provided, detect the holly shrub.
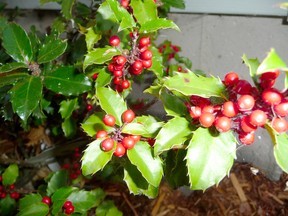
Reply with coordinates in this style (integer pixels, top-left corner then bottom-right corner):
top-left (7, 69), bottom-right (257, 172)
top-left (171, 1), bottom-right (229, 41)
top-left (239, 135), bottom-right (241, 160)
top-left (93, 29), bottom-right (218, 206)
top-left (0, 0), bottom-right (287, 215)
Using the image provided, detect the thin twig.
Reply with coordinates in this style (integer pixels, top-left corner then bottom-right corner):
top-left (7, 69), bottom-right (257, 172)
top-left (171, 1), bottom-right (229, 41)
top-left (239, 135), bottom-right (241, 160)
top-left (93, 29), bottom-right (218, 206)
top-left (122, 193), bottom-right (139, 216)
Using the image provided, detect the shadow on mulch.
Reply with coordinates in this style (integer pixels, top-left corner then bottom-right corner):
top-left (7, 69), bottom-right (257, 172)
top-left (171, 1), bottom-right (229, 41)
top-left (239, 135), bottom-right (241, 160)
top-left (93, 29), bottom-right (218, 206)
top-left (107, 163), bottom-right (288, 216)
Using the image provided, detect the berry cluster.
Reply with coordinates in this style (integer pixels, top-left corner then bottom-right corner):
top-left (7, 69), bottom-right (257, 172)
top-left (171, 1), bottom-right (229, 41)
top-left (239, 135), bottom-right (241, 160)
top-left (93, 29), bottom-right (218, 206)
top-left (0, 176), bottom-right (20, 200)
top-left (187, 70), bottom-right (287, 145)
top-left (42, 197), bottom-right (75, 215)
top-left (97, 109), bottom-right (141, 157)
top-left (107, 34), bottom-right (153, 92)
top-left (62, 148), bottom-right (82, 180)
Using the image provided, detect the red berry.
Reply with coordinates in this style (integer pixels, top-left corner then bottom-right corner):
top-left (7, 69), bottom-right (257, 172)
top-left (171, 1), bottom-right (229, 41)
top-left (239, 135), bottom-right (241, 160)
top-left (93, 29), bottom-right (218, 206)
top-left (103, 114), bottom-right (116, 127)
top-left (139, 36), bottom-right (150, 48)
top-left (272, 118), bottom-right (288, 133)
top-left (113, 70), bottom-right (123, 77)
top-left (115, 84), bottom-right (123, 93)
top-left (101, 138), bottom-right (115, 151)
top-left (108, 63), bottom-right (115, 72)
top-left (224, 72), bottom-right (239, 86)
top-left (109, 35), bottom-right (120, 47)
top-left (239, 132), bottom-right (255, 145)
top-left (214, 116), bottom-right (231, 132)
top-left (114, 143), bottom-right (126, 157)
top-left (70, 173), bottom-right (78, 180)
top-left (122, 109), bottom-right (135, 123)
top-left (274, 101), bottom-right (288, 117)
top-left (121, 0), bottom-right (129, 8)
top-left (189, 106), bottom-right (202, 119)
top-left (260, 70), bottom-right (280, 81)
top-left (199, 112), bottom-right (215, 128)
top-left (190, 95), bottom-right (211, 107)
top-left (249, 110), bottom-right (267, 127)
top-left (129, 135), bottom-right (141, 143)
top-left (121, 80), bottom-right (130, 89)
top-left (113, 77), bottom-right (122, 85)
top-left (147, 138), bottom-right (155, 146)
top-left (63, 200), bottom-right (73, 208)
top-left (9, 184), bottom-right (15, 191)
top-left (222, 101), bottom-right (238, 117)
top-left (262, 88), bottom-right (283, 105)
top-left (233, 80), bottom-right (252, 95)
top-left (122, 137), bottom-right (136, 149)
top-left (86, 104), bottom-right (93, 111)
top-left (96, 130), bottom-right (108, 139)
top-left (92, 73), bottom-right (98, 80)
top-left (237, 95), bottom-right (255, 111)
top-left (10, 191), bottom-right (20, 199)
top-left (142, 60), bottom-right (152, 69)
top-left (0, 192), bottom-right (6, 199)
top-left (115, 55), bottom-right (127, 65)
top-left (140, 50), bottom-right (153, 60)
top-left (65, 205), bottom-right (75, 215)
top-left (202, 105), bottom-right (214, 114)
top-left (42, 196), bottom-right (52, 205)
top-left (62, 163), bottom-right (70, 169)
top-left (241, 116), bottom-right (257, 133)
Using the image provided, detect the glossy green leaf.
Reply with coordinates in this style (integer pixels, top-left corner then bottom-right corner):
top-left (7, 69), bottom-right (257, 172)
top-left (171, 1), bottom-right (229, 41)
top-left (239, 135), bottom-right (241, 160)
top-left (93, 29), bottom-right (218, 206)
top-left (10, 76), bottom-right (42, 122)
top-left (257, 48), bottom-right (288, 74)
top-left (51, 187), bottom-right (76, 215)
top-left (46, 170), bottom-right (69, 196)
top-left (81, 112), bottom-right (115, 137)
top-left (19, 194), bottom-right (42, 210)
top-left (37, 38), bottom-right (67, 64)
top-left (122, 122), bottom-right (148, 135)
top-left (149, 46), bottom-right (164, 78)
top-left (162, 0), bottom-right (185, 9)
top-left (127, 141), bottom-right (163, 187)
top-left (0, 16), bottom-right (8, 32)
top-left (68, 190), bottom-right (98, 213)
top-left (96, 87), bottom-right (127, 126)
top-left (242, 54), bottom-right (260, 85)
top-left (2, 23), bottom-right (33, 63)
top-left (83, 47), bottom-right (121, 71)
top-left (174, 53), bottom-right (192, 69)
top-left (123, 162), bottom-right (159, 198)
top-left (44, 66), bottom-right (92, 96)
top-left (95, 68), bottom-right (112, 87)
top-left (154, 117), bottom-right (191, 155)
top-left (0, 197), bottom-right (16, 216)
top-left (59, 98), bottom-right (78, 119)
top-left (85, 27), bottom-right (102, 51)
top-left (143, 84), bottom-right (162, 97)
top-left (61, 0), bottom-right (75, 19)
top-left (133, 115), bottom-right (164, 137)
top-left (0, 62), bottom-right (27, 73)
top-left (164, 71), bottom-right (226, 98)
top-left (186, 128), bottom-right (237, 190)
top-left (96, 200), bottom-right (123, 216)
top-left (61, 117), bottom-right (77, 137)
top-left (81, 139), bottom-right (114, 176)
top-left (17, 203), bottom-right (49, 216)
top-left (140, 18), bottom-right (180, 33)
top-left (160, 89), bottom-right (187, 117)
top-left (2, 164), bottom-right (19, 186)
top-left (0, 73), bottom-right (29, 88)
top-left (130, 0), bottom-right (157, 25)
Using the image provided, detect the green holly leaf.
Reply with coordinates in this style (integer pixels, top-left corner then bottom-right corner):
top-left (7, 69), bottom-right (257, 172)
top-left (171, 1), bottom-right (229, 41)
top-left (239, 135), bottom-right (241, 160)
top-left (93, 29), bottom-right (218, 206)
top-left (161, 0), bottom-right (185, 9)
top-left (123, 162), bottom-right (159, 198)
top-left (242, 54), bottom-right (260, 85)
top-left (149, 46), bottom-right (164, 78)
top-left (130, 0), bottom-right (157, 25)
top-left (67, 190), bottom-right (99, 213)
top-left (2, 164), bottom-right (19, 186)
top-left (81, 112), bottom-right (115, 137)
top-left (61, 0), bottom-right (75, 19)
top-left (186, 128), bottom-right (237, 190)
top-left (143, 84), bottom-right (162, 97)
top-left (96, 87), bottom-right (127, 126)
top-left (61, 117), bottom-right (77, 137)
top-left (83, 47), bottom-right (121, 71)
top-left (133, 115), bottom-right (164, 137)
top-left (0, 62), bottom-right (27, 73)
top-left (85, 27), bottom-right (102, 51)
top-left (93, 67), bottom-right (112, 88)
top-left (59, 98), bottom-right (78, 119)
top-left (257, 48), bottom-right (288, 74)
top-left (174, 53), bottom-right (192, 69)
top-left (0, 196), bottom-right (16, 216)
top-left (160, 89), bottom-right (187, 117)
top-left (10, 76), bottom-right (42, 122)
top-left (37, 38), bottom-right (67, 64)
top-left (17, 203), bottom-right (49, 216)
top-left (19, 194), bottom-right (42, 210)
top-left (2, 23), bottom-right (33, 63)
top-left (51, 187), bottom-right (76, 215)
top-left (81, 139), bottom-right (114, 176)
top-left (122, 122), bottom-right (148, 136)
top-left (164, 71), bottom-right (226, 98)
top-left (44, 66), bottom-right (92, 96)
top-left (127, 141), bottom-right (163, 187)
top-left (154, 117), bottom-right (191, 155)
top-left (96, 200), bottom-right (123, 216)
top-left (0, 73), bottom-right (29, 88)
top-left (140, 18), bottom-right (180, 33)
top-left (46, 170), bottom-right (69, 196)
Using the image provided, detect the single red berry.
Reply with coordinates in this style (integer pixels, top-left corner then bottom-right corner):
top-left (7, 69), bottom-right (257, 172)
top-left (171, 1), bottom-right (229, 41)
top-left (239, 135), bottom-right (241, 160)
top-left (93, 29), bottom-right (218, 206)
top-left (214, 116), bottom-right (231, 132)
top-left (72, 163), bottom-right (79, 169)
top-left (262, 88), bottom-right (283, 105)
top-left (92, 73), bottom-right (98, 80)
top-left (86, 104), bottom-right (93, 111)
top-left (199, 112), bottom-right (215, 128)
top-left (103, 114), bottom-right (116, 127)
top-left (237, 95), bottom-right (255, 111)
top-left (96, 130), bottom-right (108, 139)
top-left (259, 70), bottom-right (280, 81)
top-left (121, 80), bottom-right (130, 89)
top-left (249, 110), bottom-right (267, 127)
top-left (115, 55), bottom-right (127, 65)
top-left (101, 138), bottom-right (115, 152)
top-left (122, 109), bottom-right (135, 123)
top-left (202, 105), bottom-right (214, 114)
top-left (0, 185), bottom-right (4, 191)
top-left (189, 95), bottom-right (211, 107)
top-left (140, 50), bottom-right (153, 60)
top-left (139, 36), bottom-right (150, 48)
top-left (113, 143), bottom-right (126, 157)
top-left (241, 116), bottom-right (257, 133)
top-left (224, 72), bottom-right (239, 86)
top-left (42, 196), bottom-right (52, 205)
top-left (142, 60), bottom-right (152, 69)
top-left (70, 173), bottom-right (78, 180)
top-left (177, 66), bottom-right (183, 72)
top-left (108, 63), bottom-right (115, 72)
top-left (189, 106), bottom-right (202, 119)
top-left (130, 60), bottom-right (143, 75)
top-left (122, 137), bottom-right (136, 149)
top-left (272, 118), bottom-right (288, 133)
top-left (274, 101), bottom-right (288, 117)
top-left (121, 0), bottom-right (129, 8)
top-left (113, 77), bottom-right (122, 85)
top-left (233, 80), bottom-right (252, 95)
top-left (109, 35), bottom-right (120, 47)
top-left (62, 163), bottom-right (70, 169)
top-left (239, 132), bottom-right (255, 145)
top-left (10, 191), bottom-right (20, 199)
top-left (147, 138), bottom-right (156, 146)
top-left (9, 184), bottom-right (15, 191)
top-left (129, 135), bottom-right (141, 143)
top-left (0, 192), bottom-right (6, 199)
top-left (63, 200), bottom-right (73, 209)
top-left (115, 84), bottom-right (123, 93)
top-left (222, 101), bottom-right (238, 117)
top-left (65, 205), bottom-right (75, 215)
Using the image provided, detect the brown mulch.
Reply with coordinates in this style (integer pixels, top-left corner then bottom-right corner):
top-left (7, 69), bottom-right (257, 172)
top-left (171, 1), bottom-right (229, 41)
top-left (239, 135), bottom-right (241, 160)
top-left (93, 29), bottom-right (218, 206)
top-left (106, 163), bottom-right (288, 216)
